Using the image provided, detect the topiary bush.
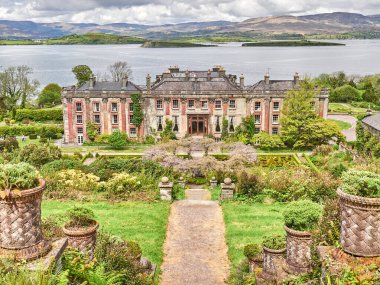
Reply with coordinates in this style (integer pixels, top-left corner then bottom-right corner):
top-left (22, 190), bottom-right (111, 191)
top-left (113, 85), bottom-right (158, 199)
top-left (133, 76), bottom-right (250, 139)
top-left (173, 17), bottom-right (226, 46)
top-left (340, 170), bottom-right (380, 198)
top-left (243, 243), bottom-right (262, 260)
top-left (0, 162), bottom-right (40, 192)
top-left (262, 234), bottom-right (286, 250)
top-left (65, 207), bottom-right (96, 228)
top-left (283, 200), bottom-right (323, 232)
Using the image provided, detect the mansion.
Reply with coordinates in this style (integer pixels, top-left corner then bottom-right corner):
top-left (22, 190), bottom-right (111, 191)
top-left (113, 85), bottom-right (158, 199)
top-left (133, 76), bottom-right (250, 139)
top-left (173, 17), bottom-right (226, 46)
top-left (62, 66), bottom-right (329, 144)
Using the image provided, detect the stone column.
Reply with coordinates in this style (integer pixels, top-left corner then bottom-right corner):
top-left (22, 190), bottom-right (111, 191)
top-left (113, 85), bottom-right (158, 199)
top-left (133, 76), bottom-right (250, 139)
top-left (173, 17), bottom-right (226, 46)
top-left (159, 177), bottom-right (173, 201)
top-left (220, 178), bottom-right (235, 200)
top-left (210, 177), bottom-right (218, 188)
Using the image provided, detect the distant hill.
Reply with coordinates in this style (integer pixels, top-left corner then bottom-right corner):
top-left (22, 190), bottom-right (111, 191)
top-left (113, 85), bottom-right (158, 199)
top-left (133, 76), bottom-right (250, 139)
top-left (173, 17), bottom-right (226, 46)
top-left (1, 12), bottom-right (380, 40)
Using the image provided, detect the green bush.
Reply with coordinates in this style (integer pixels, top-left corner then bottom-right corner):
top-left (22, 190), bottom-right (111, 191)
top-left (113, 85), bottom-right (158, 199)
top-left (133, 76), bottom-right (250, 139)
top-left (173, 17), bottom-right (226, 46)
top-left (108, 131), bottom-right (128, 149)
top-left (243, 243), bottom-right (262, 260)
top-left (0, 125), bottom-right (63, 137)
top-left (283, 200), bottom-right (322, 231)
top-left (101, 172), bottom-right (141, 200)
top-left (0, 162), bottom-right (40, 191)
top-left (252, 132), bottom-right (285, 150)
top-left (0, 136), bottom-right (19, 152)
top-left (19, 144), bottom-right (62, 167)
top-left (262, 234), bottom-right (286, 250)
top-left (237, 171), bottom-right (263, 197)
top-left (66, 207), bottom-right (96, 228)
top-left (29, 134), bottom-right (38, 139)
top-left (40, 158), bottom-right (84, 176)
top-left (340, 170), bottom-right (380, 197)
top-left (330, 85), bottom-right (362, 102)
top-left (15, 108), bottom-right (63, 122)
top-left (331, 163), bottom-right (347, 177)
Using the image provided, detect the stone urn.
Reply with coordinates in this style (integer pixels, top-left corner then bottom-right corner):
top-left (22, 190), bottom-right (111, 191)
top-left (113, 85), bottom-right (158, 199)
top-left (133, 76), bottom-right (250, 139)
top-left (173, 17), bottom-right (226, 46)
top-left (63, 221), bottom-right (99, 254)
top-left (262, 246), bottom-right (286, 276)
top-left (0, 179), bottom-right (51, 260)
top-left (337, 188), bottom-right (380, 257)
top-left (284, 225), bottom-right (312, 273)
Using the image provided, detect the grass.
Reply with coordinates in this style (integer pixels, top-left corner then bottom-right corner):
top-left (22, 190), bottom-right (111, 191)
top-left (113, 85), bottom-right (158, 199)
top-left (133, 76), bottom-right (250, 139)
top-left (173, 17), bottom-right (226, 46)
top-left (222, 201), bottom-right (286, 267)
top-left (16, 137), bottom-right (42, 148)
top-left (42, 200), bottom-right (170, 269)
top-left (327, 119), bottom-right (352, 130)
top-left (328, 103), bottom-right (368, 114)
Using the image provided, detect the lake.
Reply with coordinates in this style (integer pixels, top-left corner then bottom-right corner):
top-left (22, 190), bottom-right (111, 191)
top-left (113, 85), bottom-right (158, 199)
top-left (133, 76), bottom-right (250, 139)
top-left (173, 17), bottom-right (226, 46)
top-left (0, 40), bottom-right (379, 87)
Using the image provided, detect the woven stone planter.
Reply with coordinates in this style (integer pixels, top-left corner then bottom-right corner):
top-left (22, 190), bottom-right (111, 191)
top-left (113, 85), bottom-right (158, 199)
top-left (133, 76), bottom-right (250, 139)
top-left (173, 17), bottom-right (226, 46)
top-left (248, 255), bottom-right (263, 273)
top-left (262, 246), bottom-right (286, 275)
top-left (284, 225), bottom-right (312, 274)
top-left (0, 179), bottom-right (51, 260)
top-left (63, 221), bottom-right (99, 254)
top-left (337, 188), bottom-right (380, 257)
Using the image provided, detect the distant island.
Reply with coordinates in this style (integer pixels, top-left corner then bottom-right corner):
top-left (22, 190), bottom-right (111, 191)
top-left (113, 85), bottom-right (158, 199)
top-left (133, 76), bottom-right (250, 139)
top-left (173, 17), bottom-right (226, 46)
top-left (242, 40), bottom-right (345, 47)
top-left (142, 40), bottom-right (216, 48)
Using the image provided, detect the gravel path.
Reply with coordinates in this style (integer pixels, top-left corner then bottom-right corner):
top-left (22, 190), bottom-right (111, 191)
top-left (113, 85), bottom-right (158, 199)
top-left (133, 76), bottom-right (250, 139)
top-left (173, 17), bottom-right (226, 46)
top-left (328, 114), bottom-right (357, 141)
top-left (160, 200), bottom-right (230, 285)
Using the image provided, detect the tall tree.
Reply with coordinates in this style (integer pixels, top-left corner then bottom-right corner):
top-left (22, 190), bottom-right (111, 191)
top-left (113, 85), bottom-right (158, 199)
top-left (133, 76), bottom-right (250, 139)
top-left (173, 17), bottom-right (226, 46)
top-left (108, 61), bottom-right (132, 82)
top-left (37, 83), bottom-right (62, 107)
top-left (0, 65), bottom-right (39, 117)
top-left (131, 93), bottom-right (143, 141)
top-left (72, 65), bottom-right (93, 87)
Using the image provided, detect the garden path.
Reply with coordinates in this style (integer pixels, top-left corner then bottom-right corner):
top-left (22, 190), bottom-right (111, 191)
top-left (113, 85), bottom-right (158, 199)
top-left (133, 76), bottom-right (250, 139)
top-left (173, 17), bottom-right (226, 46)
top-left (328, 114), bottom-right (357, 141)
top-left (160, 195), bottom-right (229, 284)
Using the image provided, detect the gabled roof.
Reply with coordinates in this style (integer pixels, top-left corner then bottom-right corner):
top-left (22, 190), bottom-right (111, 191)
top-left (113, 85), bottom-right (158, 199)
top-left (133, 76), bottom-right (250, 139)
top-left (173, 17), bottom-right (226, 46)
top-left (362, 113), bottom-right (380, 131)
top-left (77, 81), bottom-right (141, 92)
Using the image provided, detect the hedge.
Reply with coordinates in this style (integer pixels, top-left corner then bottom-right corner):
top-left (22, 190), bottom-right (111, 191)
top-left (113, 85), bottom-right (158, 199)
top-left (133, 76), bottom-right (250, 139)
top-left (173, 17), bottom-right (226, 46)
top-left (0, 126), bottom-right (63, 136)
top-left (15, 108), bottom-right (63, 122)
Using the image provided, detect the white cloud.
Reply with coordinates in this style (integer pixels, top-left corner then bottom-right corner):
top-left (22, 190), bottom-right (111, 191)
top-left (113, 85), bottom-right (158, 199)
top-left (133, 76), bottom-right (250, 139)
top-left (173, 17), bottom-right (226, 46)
top-left (0, 0), bottom-right (379, 24)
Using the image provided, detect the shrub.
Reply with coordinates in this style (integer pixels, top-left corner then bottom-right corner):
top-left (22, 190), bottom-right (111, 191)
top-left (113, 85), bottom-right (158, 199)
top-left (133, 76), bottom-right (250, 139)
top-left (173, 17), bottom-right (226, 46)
top-left (0, 125), bottom-right (63, 137)
top-left (144, 135), bottom-right (155, 144)
top-left (340, 170), bottom-right (380, 197)
top-left (15, 108), bottom-right (63, 122)
top-left (40, 158), bottom-right (84, 176)
top-left (237, 171), bottom-right (263, 197)
top-left (19, 144), bottom-right (62, 167)
top-left (0, 136), bottom-right (19, 152)
top-left (108, 131), bottom-right (128, 149)
top-left (330, 85), bottom-right (362, 102)
top-left (262, 235), bottom-right (286, 250)
top-left (66, 207), bottom-right (96, 228)
top-left (42, 215), bottom-right (64, 240)
top-left (243, 243), bottom-right (262, 260)
top-left (312, 144), bottom-right (334, 156)
top-left (331, 163), bottom-right (347, 177)
top-left (0, 163), bottom-right (40, 192)
top-left (283, 200), bottom-right (323, 232)
top-left (101, 173), bottom-right (141, 200)
top-left (252, 132), bottom-right (285, 150)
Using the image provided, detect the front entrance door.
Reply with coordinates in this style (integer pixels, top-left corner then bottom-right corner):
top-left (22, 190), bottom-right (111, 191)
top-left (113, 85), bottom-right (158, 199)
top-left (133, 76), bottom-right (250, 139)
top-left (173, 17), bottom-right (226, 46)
top-left (188, 115), bottom-right (208, 136)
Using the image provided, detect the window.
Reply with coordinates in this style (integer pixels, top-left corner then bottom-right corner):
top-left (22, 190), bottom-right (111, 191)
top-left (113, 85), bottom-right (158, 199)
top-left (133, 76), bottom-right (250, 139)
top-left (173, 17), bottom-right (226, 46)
top-left (188, 99), bottom-right (195, 109)
top-left (94, 114), bottom-right (100, 124)
top-left (229, 116), bottom-right (235, 132)
top-left (229, 99), bottom-right (236, 109)
top-left (130, 127), bottom-right (137, 137)
top-left (272, 127), bottom-right (279, 135)
top-left (201, 100), bottom-right (208, 109)
top-left (111, 103), bottom-right (118, 112)
top-left (96, 128), bottom-right (101, 135)
top-left (112, 115), bottom-right (118, 124)
top-left (215, 116), bottom-right (221, 133)
top-left (254, 102), bottom-right (261, 111)
top-left (254, 115), bottom-right (261, 124)
top-left (76, 115), bottom-right (83, 124)
top-left (215, 100), bottom-right (222, 109)
top-left (173, 116), bottom-right (179, 132)
top-left (129, 103), bottom-right (134, 112)
top-left (76, 102), bottom-right (82, 112)
top-left (77, 127), bottom-right (83, 134)
top-left (272, 114), bottom-right (279, 124)
top-left (254, 127), bottom-right (260, 134)
top-left (156, 99), bottom-right (163, 109)
top-left (172, 99), bottom-right (179, 109)
top-left (94, 102), bottom-right (100, 112)
top-left (157, 116), bottom-right (163, 132)
top-left (273, 101), bottom-right (280, 111)
top-left (129, 114), bottom-right (134, 124)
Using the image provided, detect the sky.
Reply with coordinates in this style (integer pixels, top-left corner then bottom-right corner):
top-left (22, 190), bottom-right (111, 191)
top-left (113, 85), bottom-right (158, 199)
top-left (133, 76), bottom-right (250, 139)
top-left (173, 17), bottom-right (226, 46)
top-left (0, 0), bottom-right (379, 24)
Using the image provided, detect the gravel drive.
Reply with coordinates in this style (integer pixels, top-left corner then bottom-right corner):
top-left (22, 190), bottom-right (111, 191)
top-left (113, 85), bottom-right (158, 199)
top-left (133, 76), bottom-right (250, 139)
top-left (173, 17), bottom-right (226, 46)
top-left (328, 114), bottom-right (357, 141)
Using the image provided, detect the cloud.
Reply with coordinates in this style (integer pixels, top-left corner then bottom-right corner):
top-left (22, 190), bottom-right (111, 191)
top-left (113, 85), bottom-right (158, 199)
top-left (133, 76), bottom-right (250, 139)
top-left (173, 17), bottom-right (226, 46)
top-left (0, 0), bottom-right (379, 24)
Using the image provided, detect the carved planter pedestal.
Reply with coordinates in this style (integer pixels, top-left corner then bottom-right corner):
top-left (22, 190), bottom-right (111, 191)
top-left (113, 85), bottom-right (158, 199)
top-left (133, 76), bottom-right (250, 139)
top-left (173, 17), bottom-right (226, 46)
top-left (337, 188), bottom-right (380, 257)
top-left (284, 225), bottom-right (312, 274)
top-left (248, 256), bottom-right (263, 273)
top-left (159, 177), bottom-right (173, 201)
top-left (0, 180), bottom-right (51, 260)
top-left (63, 222), bottom-right (99, 254)
top-left (262, 246), bottom-right (286, 277)
top-left (220, 178), bottom-right (235, 200)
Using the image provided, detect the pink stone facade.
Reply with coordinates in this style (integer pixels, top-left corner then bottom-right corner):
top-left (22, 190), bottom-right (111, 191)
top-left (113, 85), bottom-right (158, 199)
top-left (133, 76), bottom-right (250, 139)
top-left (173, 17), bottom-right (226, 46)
top-left (62, 66), bottom-right (329, 144)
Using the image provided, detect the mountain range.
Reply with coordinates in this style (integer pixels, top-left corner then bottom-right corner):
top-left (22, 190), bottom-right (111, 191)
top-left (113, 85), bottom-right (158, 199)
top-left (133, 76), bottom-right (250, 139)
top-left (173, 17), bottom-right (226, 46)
top-left (1, 12), bottom-right (380, 39)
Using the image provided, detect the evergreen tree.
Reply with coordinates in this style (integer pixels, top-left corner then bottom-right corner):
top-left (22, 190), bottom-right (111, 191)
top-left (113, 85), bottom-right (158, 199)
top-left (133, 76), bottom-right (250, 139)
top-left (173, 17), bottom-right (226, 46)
top-left (131, 93), bottom-right (143, 141)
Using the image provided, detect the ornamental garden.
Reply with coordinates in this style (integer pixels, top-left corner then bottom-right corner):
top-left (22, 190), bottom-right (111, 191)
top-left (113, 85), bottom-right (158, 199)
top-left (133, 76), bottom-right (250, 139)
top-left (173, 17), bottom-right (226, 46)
top-left (0, 65), bottom-right (380, 284)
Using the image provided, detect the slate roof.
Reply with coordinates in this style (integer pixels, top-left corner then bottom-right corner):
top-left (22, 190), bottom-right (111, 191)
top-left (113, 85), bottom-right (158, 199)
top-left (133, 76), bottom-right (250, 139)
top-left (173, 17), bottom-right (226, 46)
top-left (250, 80), bottom-right (298, 91)
top-left (77, 81), bottom-right (141, 92)
top-left (362, 113), bottom-right (380, 131)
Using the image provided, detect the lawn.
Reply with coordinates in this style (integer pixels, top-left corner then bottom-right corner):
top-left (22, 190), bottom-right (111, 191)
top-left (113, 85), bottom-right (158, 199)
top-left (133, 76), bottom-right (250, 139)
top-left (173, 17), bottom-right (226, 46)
top-left (327, 119), bottom-right (352, 130)
top-left (328, 103), bottom-right (367, 114)
top-left (222, 201), bottom-right (286, 267)
top-left (42, 200), bottom-right (170, 269)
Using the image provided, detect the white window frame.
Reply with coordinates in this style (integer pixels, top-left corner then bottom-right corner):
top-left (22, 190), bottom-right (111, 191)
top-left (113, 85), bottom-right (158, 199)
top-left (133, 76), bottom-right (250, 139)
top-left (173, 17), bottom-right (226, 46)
top-left (229, 99), bottom-right (236, 109)
top-left (201, 100), bottom-right (208, 109)
top-left (188, 99), bottom-right (195, 109)
top-left (76, 102), bottom-right (82, 112)
top-left (254, 102), bottom-right (261, 111)
top-left (156, 99), bottom-right (163, 110)
top-left (273, 102), bottom-right (280, 111)
top-left (215, 100), bottom-right (222, 109)
top-left (111, 102), bottom-right (118, 112)
top-left (94, 102), bottom-right (100, 112)
top-left (76, 114), bottom-right (83, 124)
top-left (172, 99), bottom-right (179, 109)
top-left (272, 114), bottom-right (279, 124)
top-left (254, 115), bottom-right (261, 124)
top-left (94, 114), bottom-right (100, 124)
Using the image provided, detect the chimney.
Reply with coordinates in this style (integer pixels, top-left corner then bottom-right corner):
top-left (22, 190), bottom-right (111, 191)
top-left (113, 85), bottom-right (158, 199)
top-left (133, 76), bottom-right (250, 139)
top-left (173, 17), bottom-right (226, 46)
top-left (219, 66), bottom-right (226, 77)
top-left (207, 69), bottom-right (211, 81)
top-left (146, 74), bottom-right (151, 91)
top-left (89, 76), bottom-right (96, 89)
top-left (264, 72), bottom-right (270, 85)
top-left (185, 70), bottom-right (190, 81)
top-left (169, 65), bottom-right (180, 73)
top-left (294, 72), bottom-right (300, 84)
top-left (121, 75), bottom-right (128, 89)
top-left (240, 74), bottom-right (245, 88)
